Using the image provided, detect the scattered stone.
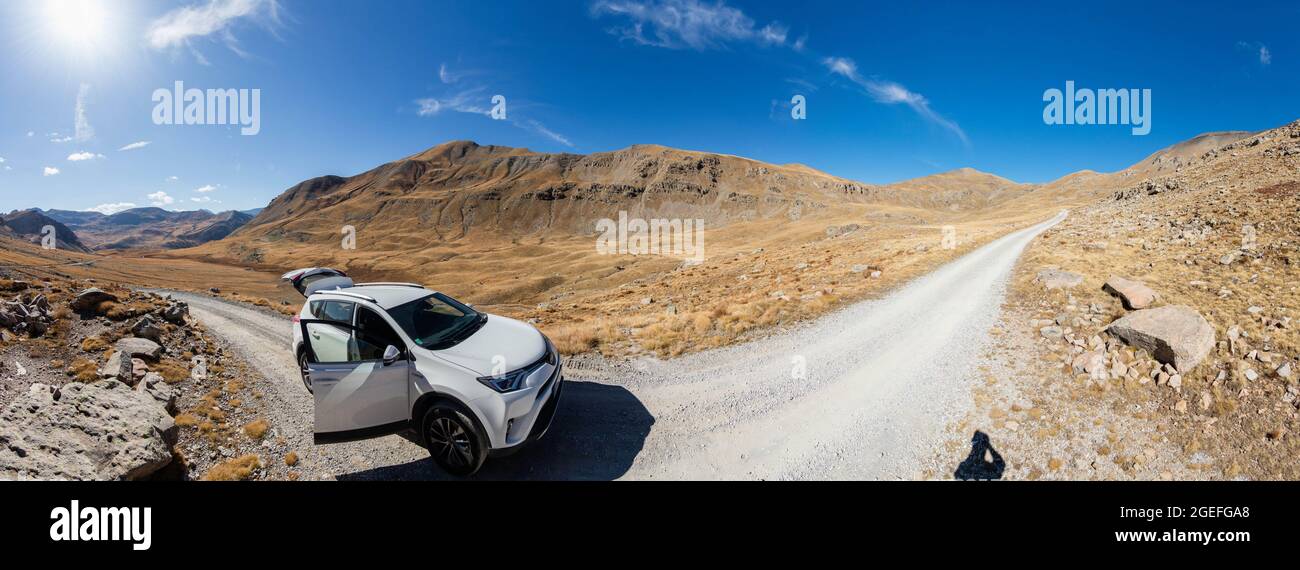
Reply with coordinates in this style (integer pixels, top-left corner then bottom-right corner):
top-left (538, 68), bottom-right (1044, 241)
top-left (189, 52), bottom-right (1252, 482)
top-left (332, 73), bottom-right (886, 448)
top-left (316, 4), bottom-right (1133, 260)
top-left (0, 381), bottom-right (176, 480)
top-left (70, 288), bottom-right (118, 312)
top-left (1219, 250), bottom-right (1242, 265)
top-left (98, 351), bottom-right (131, 381)
top-left (1106, 305), bottom-right (1215, 372)
top-left (1040, 325), bottom-right (1063, 339)
top-left (1103, 276), bottom-right (1159, 310)
top-left (162, 302), bottom-right (189, 324)
top-left (131, 315), bottom-right (165, 343)
top-left (1276, 362), bottom-right (1293, 379)
top-left (113, 337), bottom-right (163, 361)
top-left (1244, 369), bottom-right (1259, 382)
top-left (1035, 268), bottom-right (1084, 290)
top-left (869, 271), bottom-right (882, 279)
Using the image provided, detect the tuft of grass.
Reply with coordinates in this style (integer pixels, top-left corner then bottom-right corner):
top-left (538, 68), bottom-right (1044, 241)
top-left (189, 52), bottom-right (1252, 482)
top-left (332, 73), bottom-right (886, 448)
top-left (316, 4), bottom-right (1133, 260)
top-left (68, 358), bottom-right (98, 382)
top-left (174, 413), bottom-right (200, 427)
top-left (284, 451), bottom-right (299, 466)
top-left (153, 359), bottom-right (190, 383)
top-left (81, 336), bottom-right (110, 352)
top-left (242, 419), bottom-right (270, 439)
top-left (200, 454), bottom-right (262, 481)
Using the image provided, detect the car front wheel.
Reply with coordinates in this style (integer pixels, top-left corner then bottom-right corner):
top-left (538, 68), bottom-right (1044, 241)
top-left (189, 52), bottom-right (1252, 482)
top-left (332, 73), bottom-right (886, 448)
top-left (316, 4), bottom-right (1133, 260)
top-left (298, 349), bottom-right (313, 393)
top-left (421, 403), bottom-right (488, 476)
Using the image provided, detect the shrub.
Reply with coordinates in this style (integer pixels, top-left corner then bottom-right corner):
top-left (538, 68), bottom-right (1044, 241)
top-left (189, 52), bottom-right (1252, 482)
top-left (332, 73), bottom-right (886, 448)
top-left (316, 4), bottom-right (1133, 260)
top-left (201, 455), bottom-right (262, 481)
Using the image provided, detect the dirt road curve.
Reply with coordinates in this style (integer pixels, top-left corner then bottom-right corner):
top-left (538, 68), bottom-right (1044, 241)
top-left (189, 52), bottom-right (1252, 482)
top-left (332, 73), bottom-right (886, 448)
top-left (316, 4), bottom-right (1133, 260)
top-left (158, 211), bottom-right (1064, 480)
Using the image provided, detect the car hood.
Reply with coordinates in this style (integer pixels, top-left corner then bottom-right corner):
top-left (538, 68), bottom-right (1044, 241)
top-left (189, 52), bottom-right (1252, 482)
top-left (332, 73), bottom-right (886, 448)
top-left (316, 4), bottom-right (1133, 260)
top-left (427, 314), bottom-right (545, 376)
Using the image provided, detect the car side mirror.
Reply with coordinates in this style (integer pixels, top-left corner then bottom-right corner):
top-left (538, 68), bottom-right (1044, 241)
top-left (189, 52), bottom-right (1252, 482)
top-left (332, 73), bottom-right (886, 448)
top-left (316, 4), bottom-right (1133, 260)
top-left (382, 345), bottom-right (401, 365)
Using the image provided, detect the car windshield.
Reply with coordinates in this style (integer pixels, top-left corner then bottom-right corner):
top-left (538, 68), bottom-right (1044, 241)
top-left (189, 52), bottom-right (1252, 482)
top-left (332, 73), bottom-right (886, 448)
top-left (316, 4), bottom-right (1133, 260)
top-left (385, 293), bottom-right (486, 350)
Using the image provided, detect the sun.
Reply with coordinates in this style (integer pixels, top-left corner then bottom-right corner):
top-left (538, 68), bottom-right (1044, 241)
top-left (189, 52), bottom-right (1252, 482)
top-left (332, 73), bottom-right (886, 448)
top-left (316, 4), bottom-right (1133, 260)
top-left (40, 0), bottom-right (115, 56)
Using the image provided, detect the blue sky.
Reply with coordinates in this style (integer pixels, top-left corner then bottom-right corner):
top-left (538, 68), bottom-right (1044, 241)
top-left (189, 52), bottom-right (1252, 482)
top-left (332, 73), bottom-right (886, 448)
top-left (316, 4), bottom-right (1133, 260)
top-left (0, 0), bottom-right (1295, 214)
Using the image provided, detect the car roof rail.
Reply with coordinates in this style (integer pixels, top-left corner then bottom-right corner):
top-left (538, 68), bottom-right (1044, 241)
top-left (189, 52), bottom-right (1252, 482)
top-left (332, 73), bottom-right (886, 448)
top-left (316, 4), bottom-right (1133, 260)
top-left (353, 282), bottom-right (425, 289)
top-left (310, 290), bottom-right (377, 303)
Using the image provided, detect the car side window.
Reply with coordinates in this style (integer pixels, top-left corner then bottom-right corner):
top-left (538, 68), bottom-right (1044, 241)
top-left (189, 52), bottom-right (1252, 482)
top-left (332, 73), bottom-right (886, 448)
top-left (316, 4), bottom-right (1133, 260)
top-left (352, 307), bottom-right (404, 361)
top-left (317, 301), bottom-right (355, 323)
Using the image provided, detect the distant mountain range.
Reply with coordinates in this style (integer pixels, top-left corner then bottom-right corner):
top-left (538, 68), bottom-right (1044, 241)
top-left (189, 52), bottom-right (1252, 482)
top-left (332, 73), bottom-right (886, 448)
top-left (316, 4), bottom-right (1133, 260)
top-left (16, 207), bottom-right (259, 251)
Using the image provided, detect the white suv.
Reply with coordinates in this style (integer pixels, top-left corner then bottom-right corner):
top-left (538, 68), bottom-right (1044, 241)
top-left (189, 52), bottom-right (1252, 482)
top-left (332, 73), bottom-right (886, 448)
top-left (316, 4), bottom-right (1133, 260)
top-left (283, 268), bottom-right (563, 476)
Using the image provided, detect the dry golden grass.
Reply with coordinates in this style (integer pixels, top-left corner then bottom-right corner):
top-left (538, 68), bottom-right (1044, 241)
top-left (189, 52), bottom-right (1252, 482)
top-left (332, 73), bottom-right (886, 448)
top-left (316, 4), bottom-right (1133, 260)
top-left (242, 419), bottom-right (269, 439)
top-left (284, 452), bottom-right (298, 466)
top-left (200, 454), bottom-right (262, 481)
top-left (80, 336), bottom-right (110, 352)
top-left (67, 358), bottom-right (98, 382)
top-left (153, 359), bottom-right (191, 383)
top-left (174, 413), bottom-right (200, 427)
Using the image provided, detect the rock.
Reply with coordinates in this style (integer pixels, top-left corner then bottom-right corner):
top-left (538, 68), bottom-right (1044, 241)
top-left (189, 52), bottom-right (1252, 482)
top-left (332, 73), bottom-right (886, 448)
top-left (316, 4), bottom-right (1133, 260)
top-left (135, 372), bottom-right (176, 413)
top-left (1103, 276), bottom-right (1159, 310)
top-left (1106, 305), bottom-right (1215, 372)
top-left (1276, 362), bottom-right (1293, 379)
top-left (1168, 374), bottom-right (1182, 389)
top-left (1036, 268), bottom-right (1084, 289)
top-left (1040, 325), bottom-right (1063, 339)
top-left (114, 337), bottom-right (163, 361)
top-left (162, 302), bottom-right (189, 324)
top-left (1219, 250), bottom-right (1242, 265)
top-left (0, 380), bottom-right (176, 480)
top-left (869, 271), bottom-right (882, 279)
top-left (639, 297), bottom-right (653, 305)
top-left (131, 358), bottom-right (148, 381)
top-left (98, 351), bottom-right (132, 381)
top-left (131, 316), bottom-right (165, 343)
top-left (1244, 369), bottom-right (1259, 382)
top-left (70, 288), bottom-right (117, 312)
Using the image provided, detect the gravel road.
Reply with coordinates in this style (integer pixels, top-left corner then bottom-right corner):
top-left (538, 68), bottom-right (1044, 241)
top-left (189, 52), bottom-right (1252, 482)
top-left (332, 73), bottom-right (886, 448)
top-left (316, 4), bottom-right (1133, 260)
top-left (158, 211), bottom-right (1064, 480)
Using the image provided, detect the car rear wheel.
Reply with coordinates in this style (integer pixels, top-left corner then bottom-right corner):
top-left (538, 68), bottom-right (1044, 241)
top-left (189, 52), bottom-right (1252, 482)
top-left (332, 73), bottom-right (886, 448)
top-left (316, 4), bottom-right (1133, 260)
top-left (421, 403), bottom-right (487, 476)
top-left (298, 349), bottom-right (313, 393)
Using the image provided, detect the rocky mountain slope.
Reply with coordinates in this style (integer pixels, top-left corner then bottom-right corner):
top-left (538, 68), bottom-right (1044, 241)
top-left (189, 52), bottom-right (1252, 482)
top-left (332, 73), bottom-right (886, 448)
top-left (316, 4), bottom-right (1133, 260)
top-left (944, 118), bottom-right (1300, 480)
top-left (43, 207), bottom-right (254, 250)
top-left (0, 209), bottom-right (90, 253)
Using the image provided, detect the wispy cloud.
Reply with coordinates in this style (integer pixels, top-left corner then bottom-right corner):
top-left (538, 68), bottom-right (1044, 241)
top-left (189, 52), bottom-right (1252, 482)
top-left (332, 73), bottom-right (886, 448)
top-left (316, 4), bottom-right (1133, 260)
top-left (415, 87), bottom-right (490, 117)
top-left (1236, 41), bottom-right (1271, 66)
top-left (191, 196), bottom-right (220, 204)
top-left (822, 56), bottom-right (968, 145)
top-left (167, 175), bottom-right (180, 181)
top-left (75, 83), bottom-right (94, 142)
top-left (119, 141), bottom-right (151, 151)
top-left (146, 0), bottom-right (282, 63)
top-left (86, 202), bottom-right (137, 215)
top-left (43, 166), bottom-right (60, 176)
top-left (67, 151), bottom-right (105, 161)
top-left (523, 120), bottom-right (573, 147)
top-left (148, 191), bottom-right (175, 206)
top-left (591, 0), bottom-right (793, 50)
top-left (195, 184), bottom-right (217, 193)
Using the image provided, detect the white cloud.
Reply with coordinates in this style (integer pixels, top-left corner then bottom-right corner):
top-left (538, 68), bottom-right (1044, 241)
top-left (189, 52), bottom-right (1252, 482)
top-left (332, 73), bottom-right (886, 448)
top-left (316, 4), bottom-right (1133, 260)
top-left (26, 131), bottom-right (34, 137)
top-left (195, 184), bottom-right (217, 193)
top-left (591, 0), bottom-right (792, 50)
top-left (1237, 41), bottom-right (1272, 66)
top-left (75, 83), bottom-right (94, 142)
top-left (167, 175), bottom-right (180, 181)
top-left (0, 156), bottom-right (5, 163)
top-left (85, 202), bottom-right (137, 215)
top-left (524, 120), bottom-right (574, 147)
top-left (43, 166), bottom-right (60, 176)
top-left (146, 0), bottom-right (282, 62)
top-left (148, 191), bottom-right (175, 206)
top-left (49, 134), bottom-right (73, 143)
top-left (415, 87), bottom-right (490, 117)
top-left (822, 56), bottom-right (968, 145)
top-left (191, 196), bottom-right (220, 204)
top-left (67, 151), bottom-right (105, 161)
top-left (119, 141), bottom-right (151, 151)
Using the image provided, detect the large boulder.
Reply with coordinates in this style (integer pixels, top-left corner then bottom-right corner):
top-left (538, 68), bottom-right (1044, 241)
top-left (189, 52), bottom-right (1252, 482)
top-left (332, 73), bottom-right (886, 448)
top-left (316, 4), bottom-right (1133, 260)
top-left (1035, 268), bottom-right (1083, 289)
top-left (0, 381), bottom-right (176, 480)
top-left (114, 337), bottom-right (163, 361)
top-left (70, 288), bottom-right (117, 312)
top-left (1103, 276), bottom-right (1159, 310)
top-left (1106, 305), bottom-right (1215, 372)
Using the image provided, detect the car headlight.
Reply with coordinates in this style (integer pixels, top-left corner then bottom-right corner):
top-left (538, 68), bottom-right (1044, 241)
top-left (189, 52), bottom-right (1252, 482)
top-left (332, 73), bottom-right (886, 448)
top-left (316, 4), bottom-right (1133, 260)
top-left (477, 338), bottom-right (557, 393)
top-left (477, 366), bottom-right (534, 393)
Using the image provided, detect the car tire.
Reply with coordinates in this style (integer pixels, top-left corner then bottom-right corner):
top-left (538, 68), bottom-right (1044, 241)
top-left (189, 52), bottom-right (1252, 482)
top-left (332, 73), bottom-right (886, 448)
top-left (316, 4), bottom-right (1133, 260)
top-left (298, 349), bottom-right (313, 394)
top-left (421, 402), bottom-right (488, 477)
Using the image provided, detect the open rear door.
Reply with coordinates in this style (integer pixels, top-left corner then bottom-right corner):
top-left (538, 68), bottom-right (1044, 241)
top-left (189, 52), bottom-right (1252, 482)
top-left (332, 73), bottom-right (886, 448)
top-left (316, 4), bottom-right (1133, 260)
top-left (281, 267), bottom-right (354, 297)
top-left (299, 318), bottom-right (411, 443)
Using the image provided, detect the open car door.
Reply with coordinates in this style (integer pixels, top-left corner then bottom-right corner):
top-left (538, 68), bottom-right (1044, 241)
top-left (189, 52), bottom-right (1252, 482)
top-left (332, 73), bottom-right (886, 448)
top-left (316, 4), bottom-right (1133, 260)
top-left (299, 318), bottom-right (411, 444)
